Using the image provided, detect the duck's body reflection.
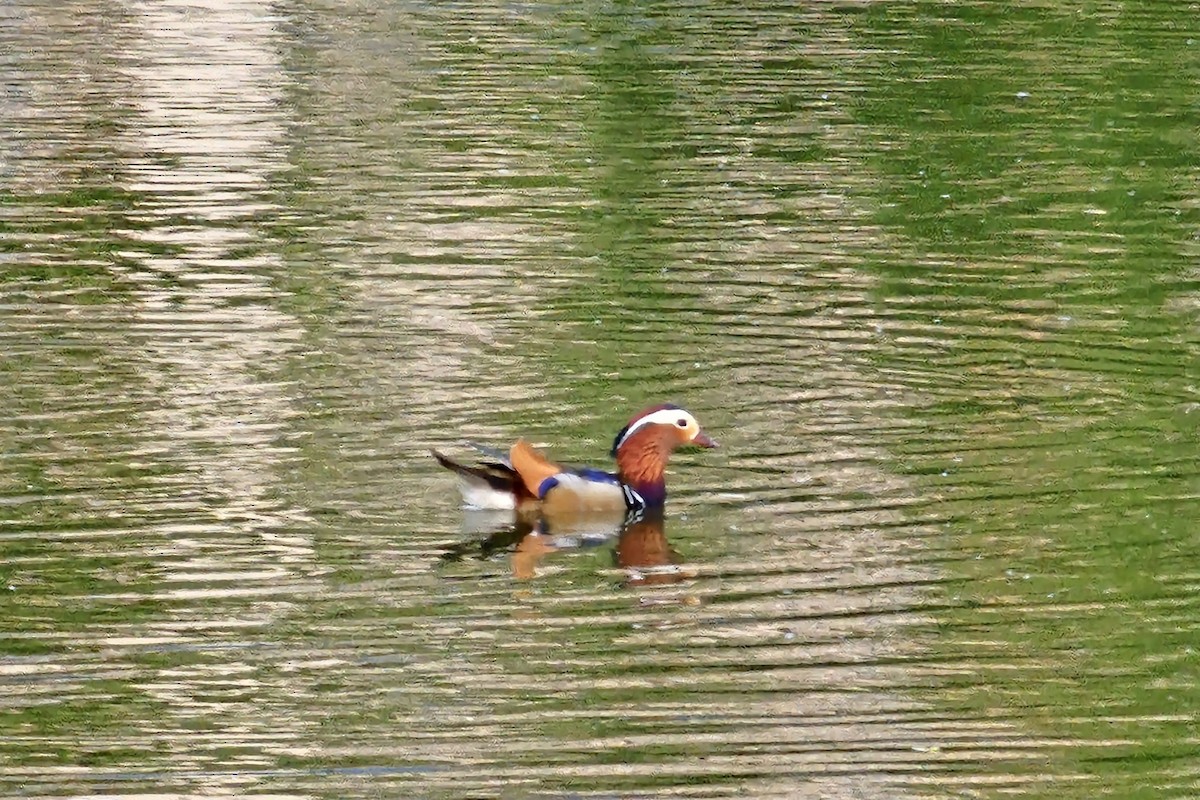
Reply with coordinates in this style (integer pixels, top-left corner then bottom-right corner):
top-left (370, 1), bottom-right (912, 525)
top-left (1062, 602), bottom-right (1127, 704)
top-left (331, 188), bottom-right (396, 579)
top-left (442, 508), bottom-right (691, 586)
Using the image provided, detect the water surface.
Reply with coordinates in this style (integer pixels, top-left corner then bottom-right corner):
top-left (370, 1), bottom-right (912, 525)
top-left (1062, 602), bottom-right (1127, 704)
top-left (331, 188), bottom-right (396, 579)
top-left (2, 1), bottom-right (1197, 798)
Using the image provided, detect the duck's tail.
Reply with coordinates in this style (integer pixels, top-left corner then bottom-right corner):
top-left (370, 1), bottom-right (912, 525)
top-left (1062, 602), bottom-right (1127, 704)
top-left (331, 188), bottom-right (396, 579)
top-left (431, 449), bottom-right (525, 510)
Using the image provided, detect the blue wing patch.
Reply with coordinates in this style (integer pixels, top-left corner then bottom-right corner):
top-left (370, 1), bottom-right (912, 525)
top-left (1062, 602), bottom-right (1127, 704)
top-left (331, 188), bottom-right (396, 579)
top-left (536, 476), bottom-right (560, 498)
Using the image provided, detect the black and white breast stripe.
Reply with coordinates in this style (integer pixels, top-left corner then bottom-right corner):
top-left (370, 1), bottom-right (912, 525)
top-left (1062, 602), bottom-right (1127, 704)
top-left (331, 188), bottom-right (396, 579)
top-left (622, 484), bottom-right (646, 509)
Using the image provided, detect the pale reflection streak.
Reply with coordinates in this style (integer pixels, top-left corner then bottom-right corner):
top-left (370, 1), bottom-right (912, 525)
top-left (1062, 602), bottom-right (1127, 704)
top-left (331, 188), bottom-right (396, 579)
top-left (300, 7), bottom-right (591, 443)
top-left (116, 0), bottom-right (313, 786)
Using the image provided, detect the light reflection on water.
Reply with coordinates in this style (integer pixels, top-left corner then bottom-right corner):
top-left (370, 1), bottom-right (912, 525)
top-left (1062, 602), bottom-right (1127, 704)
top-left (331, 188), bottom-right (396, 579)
top-left (2, 1), bottom-right (1198, 799)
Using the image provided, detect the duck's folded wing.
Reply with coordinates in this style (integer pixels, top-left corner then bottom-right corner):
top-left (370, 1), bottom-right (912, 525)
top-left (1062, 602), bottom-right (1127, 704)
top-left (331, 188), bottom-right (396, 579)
top-left (467, 442), bottom-right (512, 467)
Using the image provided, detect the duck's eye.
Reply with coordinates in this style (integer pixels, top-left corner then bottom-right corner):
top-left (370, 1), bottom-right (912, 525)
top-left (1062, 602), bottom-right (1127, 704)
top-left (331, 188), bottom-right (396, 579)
top-left (676, 418), bottom-right (688, 428)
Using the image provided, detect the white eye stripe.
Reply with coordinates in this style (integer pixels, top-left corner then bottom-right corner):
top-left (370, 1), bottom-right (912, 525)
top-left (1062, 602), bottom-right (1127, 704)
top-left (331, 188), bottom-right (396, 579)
top-left (615, 409), bottom-right (697, 450)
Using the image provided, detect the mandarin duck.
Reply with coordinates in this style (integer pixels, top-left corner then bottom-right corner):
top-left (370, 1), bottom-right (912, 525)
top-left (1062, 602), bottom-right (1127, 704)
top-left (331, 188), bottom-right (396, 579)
top-left (432, 404), bottom-right (717, 516)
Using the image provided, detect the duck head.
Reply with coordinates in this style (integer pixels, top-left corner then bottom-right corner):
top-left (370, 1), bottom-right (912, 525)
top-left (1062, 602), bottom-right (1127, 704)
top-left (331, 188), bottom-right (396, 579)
top-left (610, 404), bottom-right (717, 506)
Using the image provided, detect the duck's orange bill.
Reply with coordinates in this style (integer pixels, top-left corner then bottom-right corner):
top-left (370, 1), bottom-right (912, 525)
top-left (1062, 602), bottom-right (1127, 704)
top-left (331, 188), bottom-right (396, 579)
top-left (692, 430), bottom-right (718, 449)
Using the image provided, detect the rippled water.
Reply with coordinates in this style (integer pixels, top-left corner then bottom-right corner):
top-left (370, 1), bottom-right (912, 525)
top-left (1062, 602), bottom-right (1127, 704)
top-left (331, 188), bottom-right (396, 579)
top-left (3, 2), bottom-right (1198, 798)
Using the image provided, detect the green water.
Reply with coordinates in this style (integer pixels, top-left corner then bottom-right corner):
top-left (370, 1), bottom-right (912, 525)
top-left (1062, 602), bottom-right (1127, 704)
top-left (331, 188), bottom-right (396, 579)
top-left (1, 1), bottom-right (1197, 797)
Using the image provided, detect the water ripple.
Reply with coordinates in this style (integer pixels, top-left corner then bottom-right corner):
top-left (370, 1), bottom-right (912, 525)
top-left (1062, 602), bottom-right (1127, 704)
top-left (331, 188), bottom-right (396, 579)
top-left (3, 1), bottom-right (1197, 798)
